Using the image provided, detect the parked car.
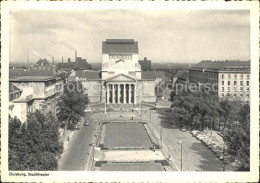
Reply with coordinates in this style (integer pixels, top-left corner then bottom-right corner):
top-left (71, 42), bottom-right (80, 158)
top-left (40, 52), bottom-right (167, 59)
top-left (85, 108), bottom-right (91, 112)
top-left (74, 124), bottom-right (80, 130)
top-left (84, 121), bottom-right (90, 126)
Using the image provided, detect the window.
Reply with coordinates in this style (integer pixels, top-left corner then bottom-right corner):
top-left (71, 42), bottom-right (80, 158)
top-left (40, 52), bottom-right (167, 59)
top-left (227, 87), bottom-right (230, 92)
top-left (240, 93), bottom-right (243, 97)
top-left (222, 81), bottom-right (224, 85)
top-left (234, 93), bottom-right (237, 97)
top-left (221, 93), bottom-right (224, 97)
top-left (228, 81), bottom-right (230, 86)
top-left (234, 74), bottom-right (237, 79)
top-left (234, 87), bottom-right (237, 92)
top-left (247, 94), bottom-right (249, 97)
top-left (247, 81), bottom-right (249, 86)
top-left (222, 87), bottom-right (224, 92)
top-left (246, 87), bottom-right (249, 92)
top-left (240, 87), bottom-right (243, 92)
top-left (247, 74), bottom-right (250, 79)
top-left (222, 74), bottom-right (224, 79)
top-left (234, 81), bottom-right (237, 86)
top-left (240, 74), bottom-right (243, 79)
top-left (228, 74), bottom-right (231, 79)
top-left (240, 81), bottom-right (243, 86)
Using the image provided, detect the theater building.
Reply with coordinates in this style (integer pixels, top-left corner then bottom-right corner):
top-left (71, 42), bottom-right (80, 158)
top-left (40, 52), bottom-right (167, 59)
top-left (71, 39), bottom-right (156, 105)
top-left (189, 60), bottom-right (250, 101)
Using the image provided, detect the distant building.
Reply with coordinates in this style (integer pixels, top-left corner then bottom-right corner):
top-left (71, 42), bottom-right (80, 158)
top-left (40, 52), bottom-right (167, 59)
top-left (172, 69), bottom-right (189, 85)
top-left (56, 54), bottom-right (92, 71)
top-left (138, 57), bottom-right (151, 71)
top-left (189, 60), bottom-right (250, 101)
top-left (155, 71), bottom-right (166, 84)
top-left (9, 71), bottom-right (63, 123)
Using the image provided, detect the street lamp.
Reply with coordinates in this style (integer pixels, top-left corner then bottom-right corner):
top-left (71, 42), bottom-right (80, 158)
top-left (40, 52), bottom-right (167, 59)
top-left (160, 121), bottom-right (162, 149)
top-left (180, 139), bottom-right (182, 171)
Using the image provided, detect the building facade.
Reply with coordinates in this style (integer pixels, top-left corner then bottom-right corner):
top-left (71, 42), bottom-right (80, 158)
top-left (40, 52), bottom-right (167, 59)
top-left (71, 39), bottom-right (156, 105)
top-left (189, 60), bottom-right (250, 101)
top-left (9, 74), bottom-right (63, 123)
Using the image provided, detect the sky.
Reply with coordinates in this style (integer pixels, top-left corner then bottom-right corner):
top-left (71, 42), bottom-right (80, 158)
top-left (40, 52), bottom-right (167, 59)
top-left (9, 9), bottom-right (250, 64)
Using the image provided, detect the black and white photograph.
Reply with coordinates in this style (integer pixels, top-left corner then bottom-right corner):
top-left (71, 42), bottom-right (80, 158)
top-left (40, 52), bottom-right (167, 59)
top-left (1, 1), bottom-right (259, 182)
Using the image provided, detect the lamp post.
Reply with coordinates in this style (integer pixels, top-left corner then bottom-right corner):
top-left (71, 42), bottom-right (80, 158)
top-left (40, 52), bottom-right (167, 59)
top-left (222, 120), bottom-right (226, 171)
top-left (104, 84), bottom-right (107, 114)
top-left (168, 144), bottom-right (171, 159)
top-left (160, 122), bottom-right (162, 149)
top-left (150, 108), bottom-right (152, 123)
top-left (180, 139), bottom-right (182, 171)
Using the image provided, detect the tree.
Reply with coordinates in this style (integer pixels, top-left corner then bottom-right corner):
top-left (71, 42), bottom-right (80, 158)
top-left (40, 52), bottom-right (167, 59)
top-left (57, 81), bottom-right (88, 133)
top-left (9, 111), bottom-right (63, 170)
top-left (224, 104), bottom-right (250, 170)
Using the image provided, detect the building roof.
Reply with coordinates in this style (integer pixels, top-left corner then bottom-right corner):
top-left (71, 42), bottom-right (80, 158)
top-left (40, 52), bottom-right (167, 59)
top-left (102, 39), bottom-right (138, 54)
top-left (75, 70), bottom-right (101, 80)
top-left (191, 60), bottom-right (250, 71)
top-left (9, 69), bottom-right (54, 77)
top-left (141, 71), bottom-right (156, 80)
top-left (155, 71), bottom-right (165, 78)
top-left (173, 69), bottom-right (189, 80)
top-left (10, 76), bottom-right (56, 82)
top-left (9, 83), bottom-right (21, 94)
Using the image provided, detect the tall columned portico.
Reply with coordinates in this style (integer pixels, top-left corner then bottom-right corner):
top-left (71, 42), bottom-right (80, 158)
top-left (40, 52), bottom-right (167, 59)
top-left (106, 83), bottom-right (136, 104)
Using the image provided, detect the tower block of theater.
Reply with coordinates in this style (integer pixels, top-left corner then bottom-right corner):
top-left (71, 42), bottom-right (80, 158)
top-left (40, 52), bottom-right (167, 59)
top-left (100, 39), bottom-right (156, 105)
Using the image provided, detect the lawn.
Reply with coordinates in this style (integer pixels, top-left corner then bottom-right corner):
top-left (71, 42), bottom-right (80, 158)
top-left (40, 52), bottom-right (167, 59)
top-left (102, 123), bottom-right (153, 149)
top-left (100, 162), bottom-right (165, 171)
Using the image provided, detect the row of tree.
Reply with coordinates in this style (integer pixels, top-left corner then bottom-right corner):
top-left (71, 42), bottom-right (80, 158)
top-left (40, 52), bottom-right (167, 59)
top-left (169, 84), bottom-right (250, 170)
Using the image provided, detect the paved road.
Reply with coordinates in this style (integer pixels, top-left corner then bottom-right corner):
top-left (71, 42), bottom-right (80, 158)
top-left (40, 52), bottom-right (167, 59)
top-left (148, 108), bottom-right (224, 171)
top-left (58, 114), bottom-right (96, 171)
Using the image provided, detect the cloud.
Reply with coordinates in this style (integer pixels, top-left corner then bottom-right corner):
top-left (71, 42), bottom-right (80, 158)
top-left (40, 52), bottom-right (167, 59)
top-left (9, 9), bottom-right (250, 63)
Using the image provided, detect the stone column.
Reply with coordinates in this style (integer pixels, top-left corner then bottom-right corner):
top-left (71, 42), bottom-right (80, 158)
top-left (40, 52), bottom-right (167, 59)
top-left (114, 84), bottom-right (117, 104)
top-left (117, 84), bottom-right (120, 103)
top-left (134, 84), bottom-right (137, 105)
top-left (123, 84), bottom-right (126, 104)
top-left (106, 83), bottom-right (109, 104)
top-left (128, 84), bottom-right (131, 103)
top-left (112, 84), bottom-right (115, 103)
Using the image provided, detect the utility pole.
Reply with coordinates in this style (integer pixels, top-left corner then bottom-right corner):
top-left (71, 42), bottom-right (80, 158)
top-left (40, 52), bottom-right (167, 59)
top-left (180, 139), bottom-right (182, 171)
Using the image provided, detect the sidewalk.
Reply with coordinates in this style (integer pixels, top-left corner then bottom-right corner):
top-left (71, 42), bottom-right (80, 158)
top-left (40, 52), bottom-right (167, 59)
top-left (102, 150), bottom-right (165, 162)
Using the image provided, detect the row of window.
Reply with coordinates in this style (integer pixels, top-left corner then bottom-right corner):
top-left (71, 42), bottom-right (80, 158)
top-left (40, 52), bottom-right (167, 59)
top-left (109, 54), bottom-right (132, 60)
top-left (221, 93), bottom-right (249, 97)
top-left (222, 80), bottom-right (249, 86)
top-left (222, 86), bottom-right (249, 92)
top-left (221, 74), bottom-right (250, 80)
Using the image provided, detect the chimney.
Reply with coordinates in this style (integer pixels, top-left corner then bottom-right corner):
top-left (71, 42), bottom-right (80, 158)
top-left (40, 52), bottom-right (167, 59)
top-left (27, 48), bottom-right (29, 70)
top-left (144, 57), bottom-right (147, 61)
top-left (62, 56), bottom-right (63, 69)
top-left (75, 50), bottom-right (77, 62)
top-left (68, 58), bottom-right (71, 63)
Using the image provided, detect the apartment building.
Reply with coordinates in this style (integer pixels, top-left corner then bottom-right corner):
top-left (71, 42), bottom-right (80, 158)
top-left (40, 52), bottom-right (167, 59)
top-left (189, 60), bottom-right (250, 101)
top-left (9, 73), bottom-right (64, 123)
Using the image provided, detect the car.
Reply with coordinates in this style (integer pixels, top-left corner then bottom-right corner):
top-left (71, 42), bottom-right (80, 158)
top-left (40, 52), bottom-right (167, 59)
top-left (74, 124), bottom-right (80, 130)
top-left (84, 121), bottom-right (90, 126)
top-left (85, 108), bottom-right (91, 112)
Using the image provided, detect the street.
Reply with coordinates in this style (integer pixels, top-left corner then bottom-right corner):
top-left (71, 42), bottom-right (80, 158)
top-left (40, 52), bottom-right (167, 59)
top-left (58, 113), bottom-right (96, 170)
top-left (149, 108), bottom-right (224, 171)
